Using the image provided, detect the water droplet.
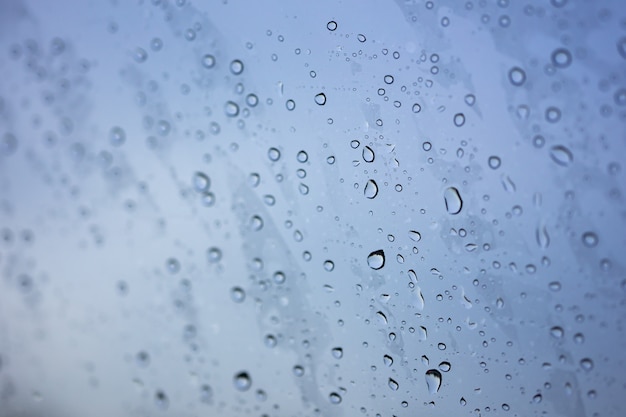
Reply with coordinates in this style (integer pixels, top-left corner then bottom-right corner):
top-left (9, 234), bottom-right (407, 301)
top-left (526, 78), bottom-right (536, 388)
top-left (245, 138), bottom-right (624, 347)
top-left (367, 250), bottom-right (385, 270)
top-left (549, 145), bottom-right (573, 166)
top-left (412, 103), bottom-right (422, 113)
top-left (230, 286), bottom-right (246, 303)
top-left (438, 361), bottom-right (451, 372)
top-left (324, 260), bottom-right (335, 271)
top-left (297, 150), bottom-right (308, 163)
top-left (444, 187), bottom-right (463, 215)
top-left (357, 34), bottom-right (367, 42)
top-left (408, 230), bottom-right (421, 242)
top-left (331, 347), bottom-right (343, 359)
top-left (376, 311), bottom-right (388, 325)
top-left (285, 99), bottom-right (296, 111)
top-left (536, 224), bottom-right (550, 249)
top-left (533, 393), bottom-right (543, 403)
top-left (293, 365), bottom-right (305, 377)
top-left (155, 390), bottom-right (169, 409)
top-left (618, 37), bottom-right (626, 59)
top-left (327, 21), bottom-right (338, 31)
top-left (388, 378), bottom-right (399, 391)
top-left (250, 215), bottom-right (264, 231)
top-left (362, 146), bottom-right (375, 163)
top-left (264, 334), bottom-right (277, 348)
top-left (329, 392), bottom-right (342, 404)
top-left (273, 271), bottom-right (286, 284)
top-left (136, 351), bottom-right (150, 367)
top-left (202, 54), bottom-right (216, 68)
top-left (268, 147), bottom-right (281, 161)
top-left (383, 354), bottom-right (393, 367)
top-left (193, 172), bottom-right (210, 192)
top-left (314, 93), bottom-right (327, 105)
top-left (488, 156), bottom-right (501, 169)
top-left (364, 179), bottom-right (379, 199)
top-left (201, 192), bottom-right (216, 207)
top-left (453, 113), bottom-right (465, 127)
top-left (582, 231), bottom-right (598, 248)
top-left (508, 67), bottom-right (526, 86)
top-left (207, 247), bottom-right (222, 263)
top-left (545, 106), bottom-right (561, 123)
top-left (550, 326), bottom-right (564, 338)
top-left (551, 48), bottom-right (572, 68)
top-left (230, 59), bottom-right (244, 75)
top-left (166, 258), bottom-right (181, 274)
top-left (109, 126), bottom-right (126, 146)
top-left (133, 47), bottom-right (148, 63)
top-left (234, 371), bottom-right (252, 391)
top-left (580, 358), bottom-right (594, 371)
top-left (246, 93), bottom-right (258, 107)
top-left (573, 333), bottom-right (585, 344)
top-left (425, 369), bottom-right (442, 394)
top-left (224, 101), bottom-right (239, 117)
top-left (460, 397), bottom-right (467, 406)
top-left (384, 75), bottom-right (394, 84)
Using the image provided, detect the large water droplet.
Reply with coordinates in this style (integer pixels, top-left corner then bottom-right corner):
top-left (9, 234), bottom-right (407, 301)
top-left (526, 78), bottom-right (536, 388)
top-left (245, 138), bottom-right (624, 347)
top-left (425, 369), bottom-right (442, 394)
top-left (367, 250), bottom-right (385, 270)
top-left (364, 179), bottom-right (379, 199)
top-left (234, 371), bottom-right (252, 391)
top-left (444, 187), bottom-right (463, 215)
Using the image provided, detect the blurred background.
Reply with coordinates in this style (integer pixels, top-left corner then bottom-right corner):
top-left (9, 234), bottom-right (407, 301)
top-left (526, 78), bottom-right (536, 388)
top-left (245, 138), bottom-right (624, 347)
top-left (0, 0), bottom-right (625, 416)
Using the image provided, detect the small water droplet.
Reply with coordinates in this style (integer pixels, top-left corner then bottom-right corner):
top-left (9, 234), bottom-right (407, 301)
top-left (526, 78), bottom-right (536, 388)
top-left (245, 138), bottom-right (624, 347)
top-left (230, 286), bottom-right (246, 303)
top-left (453, 113), bottom-right (465, 127)
top-left (193, 172), bottom-right (210, 192)
top-left (293, 365), bottom-right (305, 377)
top-left (551, 48), bottom-right (572, 68)
top-left (268, 147), bottom-right (281, 161)
top-left (155, 390), bottom-right (169, 409)
top-left (327, 21), bottom-right (338, 31)
top-left (581, 231), bottom-right (598, 248)
top-left (202, 54), bottom-right (216, 68)
top-left (580, 358), bottom-right (594, 371)
top-left (508, 67), bottom-right (526, 86)
top-left (367, 250), bottom-right (385, 270)
top-left (331, 347), bottom-right (343, 359)
top-left (408, 230), bottom-right (421, 242)
top-left (230, 59), bottom-right (244, 75)
top-left (376, 311), bottom-right (388, 325)
top-left (383, 354), bottom-right (393, 367)
top-left (250, 215), bottom-right (264, 231)
top-left (314, 93), bottom-right (327, 105)
top-left (388, 378), bottom-right (399, 391)
top-left (438, 361), bottom-right (451, 372)
top-left (329, 392), bottom-right (342, 404)
top-left (109, 126), bottom-right (126, 147)
top-left (324, 260), bottom-right (335, 271)
top-left (550, 326), bottom-right (564, 338)
top-left (536, 224), bottom-right (550, 249)
top-left (488, 156), bottom-right (501, 169)
top-left (166, 258), bottom-right (180, 274)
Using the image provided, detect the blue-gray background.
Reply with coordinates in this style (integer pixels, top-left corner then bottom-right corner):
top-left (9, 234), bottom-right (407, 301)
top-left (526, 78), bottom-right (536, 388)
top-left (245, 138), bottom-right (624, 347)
top-left (0, 0), bottom-right (624, 416)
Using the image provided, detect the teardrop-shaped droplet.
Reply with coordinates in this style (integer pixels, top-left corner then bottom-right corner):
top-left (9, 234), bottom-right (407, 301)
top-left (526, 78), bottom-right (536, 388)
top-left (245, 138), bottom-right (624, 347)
top-left (367, 250), bottom-right (385, 270)
top-left (425, 369), bottom-right (442, 394)
top-left (444, 187), bottom-right (463, 215)
top-left (364, 179), bottom-right (379, 199)
top-left (408, 230), bottom-right (421, 242)
top-left (362, 146), bottom-right (375, 163)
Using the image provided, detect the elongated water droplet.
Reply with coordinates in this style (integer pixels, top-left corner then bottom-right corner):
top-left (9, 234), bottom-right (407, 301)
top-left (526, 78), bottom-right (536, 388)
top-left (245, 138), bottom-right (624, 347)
top-left (367, 250), bottom-right (385, 270)
top-left (550, 145), bottom-right (573, 166)
top-left (536, 224), bottom-right (550, 249)
top-left (383, 354), bottom-right (393, 367)
top-left (329, 392), bottom-right (342, 404)
top-left (425, 369), bottom-right (442, 394)
top-left (364, 179), bottom-right (379, 199)
top-left (444, 187), bottom-right (463, 215)
top-left (376, 311), bottom-right (388, 325)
